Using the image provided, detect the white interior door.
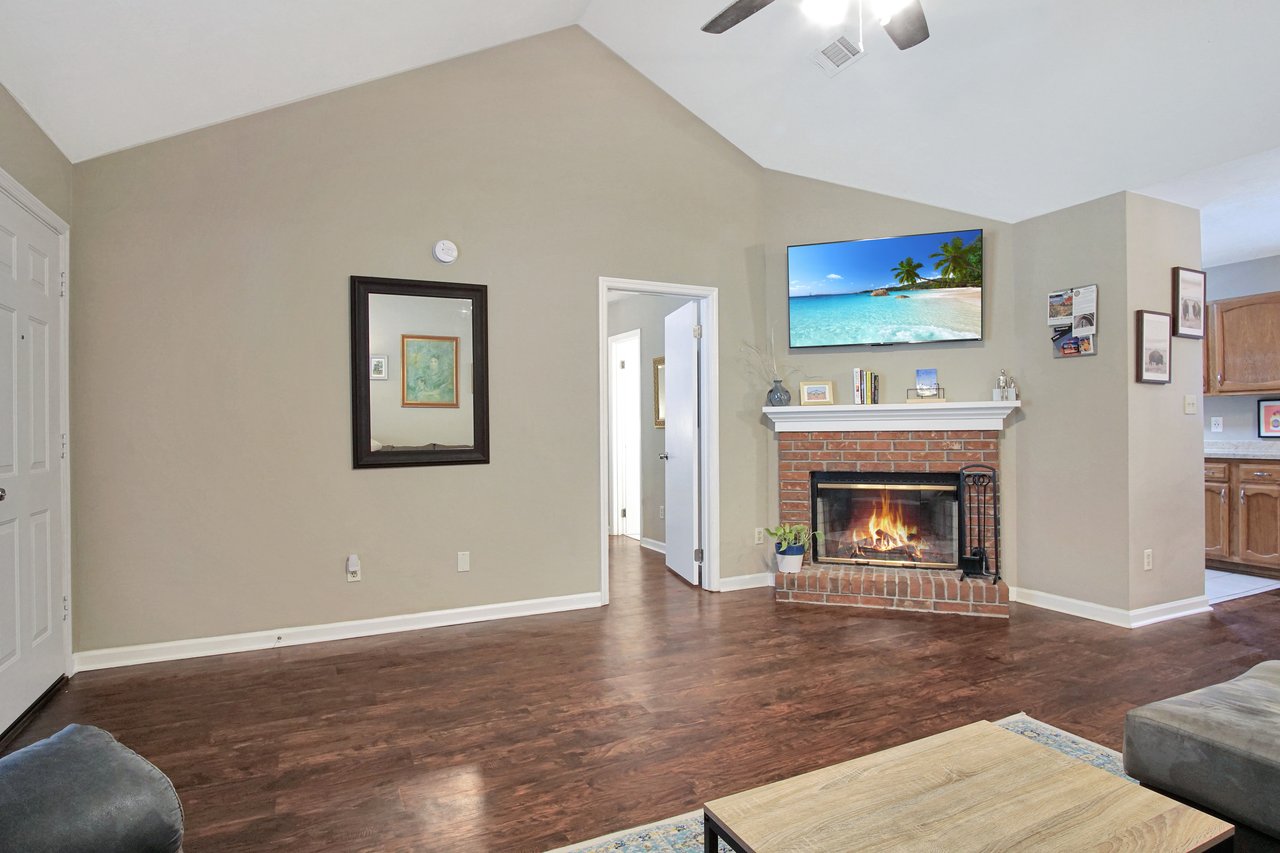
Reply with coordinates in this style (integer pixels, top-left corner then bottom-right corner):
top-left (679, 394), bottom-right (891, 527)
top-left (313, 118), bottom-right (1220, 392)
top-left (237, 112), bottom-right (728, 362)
top-left (0, 188), bottom-right (66, 732)
top-left (663, 302), bottom-right (700, 585)
top-left (608, 332), bottom-right (642, 537)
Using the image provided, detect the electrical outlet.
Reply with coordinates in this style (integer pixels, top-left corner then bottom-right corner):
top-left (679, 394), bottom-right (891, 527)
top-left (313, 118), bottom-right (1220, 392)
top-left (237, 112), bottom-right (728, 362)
top-left (754, 527), bottom-right (765, 545)
top-left (658, 505), bottom-right (665, 519)
top-left (1143, 549), bottom-right (1153, 572)
top-left (1211, 417), bottom-right (1224, 433)
top-left (457, 551), bottom-right (470, 573)
top-left (1183, 395), bottom-right (1198, 415)
top-left (346, 554), bottom-right (361, 583)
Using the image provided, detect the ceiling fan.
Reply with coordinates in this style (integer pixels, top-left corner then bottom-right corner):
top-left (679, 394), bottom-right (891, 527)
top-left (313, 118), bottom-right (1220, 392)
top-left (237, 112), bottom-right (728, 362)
top-left (702, 0), bottom-right (930, 50)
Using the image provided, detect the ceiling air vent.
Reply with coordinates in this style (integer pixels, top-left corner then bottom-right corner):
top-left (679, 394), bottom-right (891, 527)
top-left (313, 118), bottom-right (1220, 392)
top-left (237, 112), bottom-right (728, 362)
top-left (813, 36), bottom-right (864, 77)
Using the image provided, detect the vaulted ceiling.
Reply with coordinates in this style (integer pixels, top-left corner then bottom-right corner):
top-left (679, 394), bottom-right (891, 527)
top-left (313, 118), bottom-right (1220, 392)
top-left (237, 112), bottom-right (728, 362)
top-left (2, 0), bottom-right (1278, 265)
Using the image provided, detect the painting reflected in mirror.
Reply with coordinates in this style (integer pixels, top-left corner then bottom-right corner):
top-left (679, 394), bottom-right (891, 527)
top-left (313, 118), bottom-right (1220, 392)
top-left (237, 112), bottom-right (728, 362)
top-left (351, 276), bottom-right (489, 467)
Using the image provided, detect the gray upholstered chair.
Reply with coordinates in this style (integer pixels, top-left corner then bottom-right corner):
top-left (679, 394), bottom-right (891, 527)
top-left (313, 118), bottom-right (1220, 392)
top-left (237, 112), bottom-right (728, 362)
top-left (0, 723), bottom-right (184, 852)
top-left (1124, 660), bottom-right (1280, 852)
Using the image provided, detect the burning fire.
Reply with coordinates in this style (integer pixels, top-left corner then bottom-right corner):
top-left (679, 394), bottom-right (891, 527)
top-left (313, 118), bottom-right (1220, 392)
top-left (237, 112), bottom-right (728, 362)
top-left (848, 490), bottom-right (924, 559)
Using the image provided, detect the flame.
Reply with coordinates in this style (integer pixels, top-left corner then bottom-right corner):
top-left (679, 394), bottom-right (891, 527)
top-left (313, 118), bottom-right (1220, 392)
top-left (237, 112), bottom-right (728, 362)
top-left (848, 490), bottom-right (923, 557)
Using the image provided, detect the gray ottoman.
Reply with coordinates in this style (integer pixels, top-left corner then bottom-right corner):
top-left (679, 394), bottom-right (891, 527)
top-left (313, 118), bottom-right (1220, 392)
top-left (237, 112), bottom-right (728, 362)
top-left (0, 724), bottom-right (184, 852)
top-left (1124, 661), bottom-right (1280, 850)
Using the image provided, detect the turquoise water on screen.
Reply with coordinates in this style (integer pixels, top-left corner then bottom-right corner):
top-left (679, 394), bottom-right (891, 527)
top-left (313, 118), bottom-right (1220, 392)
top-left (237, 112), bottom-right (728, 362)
top-left (789, 290), bottom-right (981, 347)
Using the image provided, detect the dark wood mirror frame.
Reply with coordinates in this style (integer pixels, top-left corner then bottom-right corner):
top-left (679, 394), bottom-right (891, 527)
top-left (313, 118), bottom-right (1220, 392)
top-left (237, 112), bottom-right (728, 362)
top-left (350, 275), bottom-right (490, 468)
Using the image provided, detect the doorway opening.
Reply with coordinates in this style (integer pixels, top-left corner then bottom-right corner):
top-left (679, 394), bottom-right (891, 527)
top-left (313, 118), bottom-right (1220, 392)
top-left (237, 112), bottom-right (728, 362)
top-left (598, 277), bottom-right (720, 604)
top-left (607, 330), bottom-right (642, 539)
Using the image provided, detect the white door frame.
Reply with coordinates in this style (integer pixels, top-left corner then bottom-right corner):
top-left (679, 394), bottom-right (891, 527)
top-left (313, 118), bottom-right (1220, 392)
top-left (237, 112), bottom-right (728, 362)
top-left (598, 277), bottom-right (719, 604)
top-left (0, 165), bottom-right (72, 678)
top-left (607, 329), bottom-right (642, 537)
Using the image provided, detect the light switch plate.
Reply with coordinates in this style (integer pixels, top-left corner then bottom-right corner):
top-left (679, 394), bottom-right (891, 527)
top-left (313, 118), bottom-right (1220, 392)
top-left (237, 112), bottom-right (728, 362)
top-left (1183, 395), bottom-right (1198, 415)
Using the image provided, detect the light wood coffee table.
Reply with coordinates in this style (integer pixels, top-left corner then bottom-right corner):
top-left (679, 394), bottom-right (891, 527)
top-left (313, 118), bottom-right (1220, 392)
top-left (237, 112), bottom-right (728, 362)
top-left (703, 721), bottom-right (1232, 852)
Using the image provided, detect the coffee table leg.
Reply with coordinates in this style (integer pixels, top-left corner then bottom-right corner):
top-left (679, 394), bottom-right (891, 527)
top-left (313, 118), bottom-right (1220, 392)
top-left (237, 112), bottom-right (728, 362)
top-left (704, 811), bottom-right (749, 853)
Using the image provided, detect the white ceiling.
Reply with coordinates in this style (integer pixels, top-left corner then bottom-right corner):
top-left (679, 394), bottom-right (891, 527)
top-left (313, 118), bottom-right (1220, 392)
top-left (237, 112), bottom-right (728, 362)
top-left (2, 0), bottom-right (1279, 265)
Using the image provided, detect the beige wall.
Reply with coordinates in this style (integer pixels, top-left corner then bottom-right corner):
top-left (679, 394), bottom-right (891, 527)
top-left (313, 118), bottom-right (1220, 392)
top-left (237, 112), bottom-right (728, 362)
top-left (70, 27), bottom-right (767, 650)
top-left (66, 26), bottom-right (1209, 650)
top-left (760, 170), bottom-right (1021, 584)
top-left (1124, 193), bottom-right (1203, 610)
top-left (1013, 194), bottom-right (1132, 607)
top-left (1013, 192), bottom-right (1203, 612)
top-left (0, 83), bottom-right (72, 223)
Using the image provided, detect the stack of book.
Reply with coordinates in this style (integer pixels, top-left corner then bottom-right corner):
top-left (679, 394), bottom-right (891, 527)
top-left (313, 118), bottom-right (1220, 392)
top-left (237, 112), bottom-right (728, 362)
top-left (852, 368), bottom-right (880, 405)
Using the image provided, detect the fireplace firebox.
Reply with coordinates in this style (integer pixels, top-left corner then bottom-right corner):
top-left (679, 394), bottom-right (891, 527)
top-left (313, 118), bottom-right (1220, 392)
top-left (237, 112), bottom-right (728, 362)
top-left (812, 472), bottom-right (961, 570)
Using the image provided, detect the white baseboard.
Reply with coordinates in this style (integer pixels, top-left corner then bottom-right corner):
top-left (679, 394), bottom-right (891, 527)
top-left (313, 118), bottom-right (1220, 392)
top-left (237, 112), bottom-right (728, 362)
top-left (639, 537), bottom-right (666, 554)
top-left (73, 592), bottom-right (602, 673)
top-left (1009, 587), bottom-right (1211, 629)
top-left (718, 572), bottom-right (775, 592)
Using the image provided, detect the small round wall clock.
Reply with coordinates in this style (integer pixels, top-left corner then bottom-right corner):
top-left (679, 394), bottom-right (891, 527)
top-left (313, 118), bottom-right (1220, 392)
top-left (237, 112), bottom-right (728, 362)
top-left (433, 239), bottom-right (458, 265)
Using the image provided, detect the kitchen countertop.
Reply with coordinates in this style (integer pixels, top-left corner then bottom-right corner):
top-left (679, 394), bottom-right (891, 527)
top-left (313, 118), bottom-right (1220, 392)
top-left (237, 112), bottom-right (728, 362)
top-left (1205, 440), bottom-right (1280, 460)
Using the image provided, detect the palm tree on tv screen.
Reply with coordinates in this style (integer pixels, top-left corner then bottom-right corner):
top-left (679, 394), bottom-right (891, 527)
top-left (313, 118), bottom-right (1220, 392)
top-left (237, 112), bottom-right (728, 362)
top-left (892, 257), bottom-right (924, 287)
top-left (931, 235), bottom-right (982, 284)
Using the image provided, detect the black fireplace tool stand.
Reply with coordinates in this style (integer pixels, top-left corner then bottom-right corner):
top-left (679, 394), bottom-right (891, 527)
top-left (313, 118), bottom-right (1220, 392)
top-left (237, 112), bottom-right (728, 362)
top-left (958, 464), bottom-right (1000, 583)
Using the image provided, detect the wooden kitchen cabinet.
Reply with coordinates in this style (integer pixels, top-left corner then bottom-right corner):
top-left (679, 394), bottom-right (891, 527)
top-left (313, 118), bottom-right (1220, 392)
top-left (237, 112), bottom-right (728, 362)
top-left (1207, 293), bottom-right (1280, 395)
top-left (1204, 463), bottom-right (1230, 560)
top-left (1238, 482), bottom-right (1280, 567)
top-left (1206, 457), bottom-right (1280, 579)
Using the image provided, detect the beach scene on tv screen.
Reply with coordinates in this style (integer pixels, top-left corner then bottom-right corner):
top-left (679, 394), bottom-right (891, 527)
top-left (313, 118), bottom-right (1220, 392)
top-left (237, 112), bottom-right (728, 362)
top-left (788, 229), bottom-right (983, 347)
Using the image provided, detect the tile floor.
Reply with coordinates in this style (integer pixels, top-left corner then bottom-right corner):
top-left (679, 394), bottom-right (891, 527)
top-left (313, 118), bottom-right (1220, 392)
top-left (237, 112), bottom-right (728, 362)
top-left (1206, 568), bottom-right (1280, 605)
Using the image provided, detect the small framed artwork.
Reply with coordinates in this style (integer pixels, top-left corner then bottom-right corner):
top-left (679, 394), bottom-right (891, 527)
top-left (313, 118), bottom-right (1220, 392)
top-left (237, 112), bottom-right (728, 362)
top-left (1259, 400), bottom-right (1280, 438)
top-left (1172, 266), bottom-right (1206, 339)
top-left (370, 354), bottom-right (388, 381)
top-left (402, 334), bottom-right (460, 408)
top-left (652, 357), bottom-right (666, 428)
top-left (799, 380), bottom-right (835, 406)
top-left (1136, 310), bottom-right (1172, 384)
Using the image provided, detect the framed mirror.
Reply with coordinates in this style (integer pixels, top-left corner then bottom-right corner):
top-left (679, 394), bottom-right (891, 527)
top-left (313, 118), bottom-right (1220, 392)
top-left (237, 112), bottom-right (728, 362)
top-left (351, 276), bottom-right (489, 467)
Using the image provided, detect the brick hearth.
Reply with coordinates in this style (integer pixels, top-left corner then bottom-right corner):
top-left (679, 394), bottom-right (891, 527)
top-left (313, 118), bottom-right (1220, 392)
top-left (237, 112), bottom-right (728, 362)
top-left (775, 429), bottom-right (1009, 618)
top-left (775, 566), bottom-right (1008, 617)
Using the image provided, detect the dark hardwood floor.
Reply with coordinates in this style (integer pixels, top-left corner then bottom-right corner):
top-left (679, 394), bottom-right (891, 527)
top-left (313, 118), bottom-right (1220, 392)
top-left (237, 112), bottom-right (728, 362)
top-left (9, 539), bottom-right (1280, 852)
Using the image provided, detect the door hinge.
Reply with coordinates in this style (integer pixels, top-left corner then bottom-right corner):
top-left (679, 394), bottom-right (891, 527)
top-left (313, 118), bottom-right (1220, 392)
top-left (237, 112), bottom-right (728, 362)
top-left (63, 595), bottom-right (69, 622)
top-left (694, 548), bottom-right (704, 564)
top-left (692, 324), bottom-right (703, 339)
top-left (60, 271), bottom-right (66, 298)
top-left (620, 508), bottom-right (627, 518)
top-left (60, 433), bottom-right (68, 459)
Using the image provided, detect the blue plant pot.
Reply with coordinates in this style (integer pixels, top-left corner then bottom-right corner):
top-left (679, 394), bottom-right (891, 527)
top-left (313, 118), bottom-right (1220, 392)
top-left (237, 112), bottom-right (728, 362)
top-left (776, 544), bottom-right (805, 556)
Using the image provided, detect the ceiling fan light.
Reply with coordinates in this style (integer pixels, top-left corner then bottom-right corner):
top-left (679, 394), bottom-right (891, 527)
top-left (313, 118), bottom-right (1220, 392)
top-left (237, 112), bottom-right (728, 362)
top-left (870, 0), bottom-right (911, 25)
top-left (800, 0), bottom-right (850, 28)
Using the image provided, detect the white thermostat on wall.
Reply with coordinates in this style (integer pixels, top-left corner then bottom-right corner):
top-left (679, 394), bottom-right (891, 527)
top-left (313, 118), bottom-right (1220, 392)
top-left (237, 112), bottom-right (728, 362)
top-left (432, 239), bottom-right (458, 264)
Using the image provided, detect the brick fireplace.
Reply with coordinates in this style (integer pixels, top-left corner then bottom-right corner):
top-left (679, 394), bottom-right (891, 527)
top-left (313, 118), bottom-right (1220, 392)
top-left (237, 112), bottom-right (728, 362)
top-left (764, 402), bottom-right (1018, 618)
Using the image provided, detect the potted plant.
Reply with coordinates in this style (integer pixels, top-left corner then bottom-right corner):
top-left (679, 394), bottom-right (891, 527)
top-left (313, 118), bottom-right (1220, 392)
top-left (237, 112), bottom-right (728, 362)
top-left (765, 523), bottom-right (822, 573)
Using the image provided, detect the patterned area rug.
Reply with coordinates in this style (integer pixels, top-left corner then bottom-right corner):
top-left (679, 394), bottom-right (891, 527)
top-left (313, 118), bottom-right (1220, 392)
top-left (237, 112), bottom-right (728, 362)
top-left (547, 713), bottom-right (1129, 853)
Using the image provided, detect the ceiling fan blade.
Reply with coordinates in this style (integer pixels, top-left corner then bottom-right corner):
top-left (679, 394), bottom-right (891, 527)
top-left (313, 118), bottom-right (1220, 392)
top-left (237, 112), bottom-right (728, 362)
top-left (882, 0), bottom-right (929, 49)
top-left (702, 0), bottom-right (779, 34)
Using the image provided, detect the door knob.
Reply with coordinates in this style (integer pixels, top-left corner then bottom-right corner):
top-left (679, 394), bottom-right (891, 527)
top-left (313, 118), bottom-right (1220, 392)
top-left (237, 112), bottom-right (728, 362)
top-left (0, 488), bottom-right (6, 501)
top-left (659, 453), bottom-right (669, 461)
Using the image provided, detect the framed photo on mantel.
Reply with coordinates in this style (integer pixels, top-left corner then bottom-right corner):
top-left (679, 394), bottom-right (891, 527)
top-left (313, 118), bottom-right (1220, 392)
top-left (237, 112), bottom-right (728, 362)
top-left (1136, 310), bottom-right (1172, 384)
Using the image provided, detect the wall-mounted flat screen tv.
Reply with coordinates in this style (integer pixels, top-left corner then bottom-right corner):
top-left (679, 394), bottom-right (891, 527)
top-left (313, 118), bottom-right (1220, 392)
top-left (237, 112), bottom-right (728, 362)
top-left (788, 228), bottom-right (983, 348)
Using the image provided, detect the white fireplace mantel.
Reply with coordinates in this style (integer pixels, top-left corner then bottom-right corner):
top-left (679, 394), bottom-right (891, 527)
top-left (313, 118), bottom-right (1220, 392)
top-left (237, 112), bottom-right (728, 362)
top-left (763, 400), bottom-right (1021, 433)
